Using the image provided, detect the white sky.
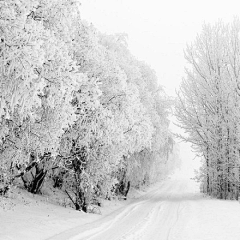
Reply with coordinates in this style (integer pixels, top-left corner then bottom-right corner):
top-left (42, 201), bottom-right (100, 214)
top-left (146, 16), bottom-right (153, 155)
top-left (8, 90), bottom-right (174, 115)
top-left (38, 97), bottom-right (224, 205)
top-left (79, 0), bottom-right (239, 167)
top-left (80, 0), bottom-right (240, 96)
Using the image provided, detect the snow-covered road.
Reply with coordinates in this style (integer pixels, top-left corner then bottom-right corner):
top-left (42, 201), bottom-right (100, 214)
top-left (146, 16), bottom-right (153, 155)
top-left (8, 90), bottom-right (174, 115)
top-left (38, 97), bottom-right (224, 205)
top-left (49, 172), bottom-right (240, 240)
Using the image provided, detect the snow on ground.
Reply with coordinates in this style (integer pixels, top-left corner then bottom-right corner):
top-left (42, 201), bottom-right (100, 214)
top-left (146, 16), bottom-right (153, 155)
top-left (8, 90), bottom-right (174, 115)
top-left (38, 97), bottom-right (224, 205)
top-left (2, 160), bottom-right (240, 240)
top-left (0, 183), bottom-right (147, 240)
top-left (48, 166), bottom-right (240, 240)
top-left (0, 189), bottom-right (98, 240)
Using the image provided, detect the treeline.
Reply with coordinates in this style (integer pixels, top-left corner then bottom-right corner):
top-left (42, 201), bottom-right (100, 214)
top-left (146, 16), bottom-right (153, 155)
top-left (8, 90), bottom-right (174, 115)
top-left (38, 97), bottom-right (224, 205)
top-left (176, 19), bottom-right (240, 200)
top-left (0, 0), bottom-right (176, 211)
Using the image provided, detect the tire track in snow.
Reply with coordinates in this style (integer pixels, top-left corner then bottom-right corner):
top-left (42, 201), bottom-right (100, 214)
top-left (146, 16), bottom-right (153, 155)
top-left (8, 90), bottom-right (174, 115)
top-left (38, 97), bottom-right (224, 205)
top-left (116, 182), bottom-right (178, 240)
top-left (48, 200), bottom-right (143, 240)
top-left (48, 181), bottom-right (174, 240)
top-left (77, 183), bottom-right (173, 240)
top-left (117, 203), bottom-right (162, 240)
top-left (69, 202), bottom-right (143, 240)
top-left (166, 200), bottom-right (185, 240)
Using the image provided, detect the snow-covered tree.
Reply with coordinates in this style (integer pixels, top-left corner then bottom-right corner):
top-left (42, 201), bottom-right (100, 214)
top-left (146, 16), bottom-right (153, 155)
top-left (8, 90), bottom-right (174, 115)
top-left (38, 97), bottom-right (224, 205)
top-left (0, 0), bottom-right (175, 209)
top-left (176, 19), bottom-right (240, 199)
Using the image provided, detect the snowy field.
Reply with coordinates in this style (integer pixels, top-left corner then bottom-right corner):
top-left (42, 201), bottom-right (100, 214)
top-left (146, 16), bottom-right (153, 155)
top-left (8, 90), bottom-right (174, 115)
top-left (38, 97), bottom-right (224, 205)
top-left (2, 159), bottom-right (240, 240)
